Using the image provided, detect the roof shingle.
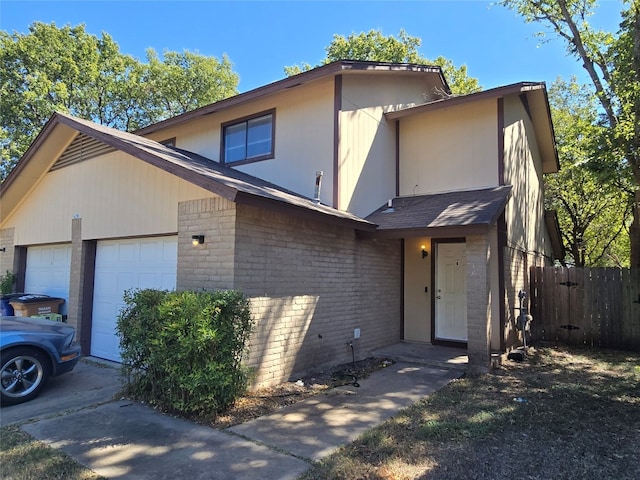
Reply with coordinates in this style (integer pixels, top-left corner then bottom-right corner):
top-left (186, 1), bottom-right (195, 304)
top-left (366, 186), bottom-right (512, 233)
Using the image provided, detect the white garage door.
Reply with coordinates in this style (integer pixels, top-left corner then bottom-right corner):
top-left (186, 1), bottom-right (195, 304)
top-left (25, 244), bottom-right (72, 316)
top-left (91, 236), bottom-right (177, 362)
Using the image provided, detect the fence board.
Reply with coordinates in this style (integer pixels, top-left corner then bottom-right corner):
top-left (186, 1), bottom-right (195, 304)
top-left (529, 267), bottom-right (640, 352)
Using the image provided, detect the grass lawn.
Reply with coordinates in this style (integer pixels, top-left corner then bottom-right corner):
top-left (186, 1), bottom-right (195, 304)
top-left (1, 345), bottom-right (638, 479)
top-left (300, 345), bottom-right (640, 479)
top-left (0, 426), bottom-right (106, 480)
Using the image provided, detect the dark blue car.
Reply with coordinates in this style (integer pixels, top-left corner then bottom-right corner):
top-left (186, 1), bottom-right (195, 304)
top-left (1, 316), bottom-right (81, 406)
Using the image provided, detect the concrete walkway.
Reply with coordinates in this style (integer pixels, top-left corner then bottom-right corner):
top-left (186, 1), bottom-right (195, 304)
top-left (228, 362), bottom-right (462, 461)
top-left (5, 345), bottom-right (465, 479)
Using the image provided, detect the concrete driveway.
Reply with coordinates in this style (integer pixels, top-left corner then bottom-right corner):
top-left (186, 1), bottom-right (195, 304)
top-left (1, 356), bottom-right (124, 427)
top-left (2, 347), bottom-right (464, 479)
top-left (1, 357), bottom-right (310, 479)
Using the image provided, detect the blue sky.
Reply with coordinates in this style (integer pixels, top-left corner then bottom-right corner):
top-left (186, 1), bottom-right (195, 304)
top-left (1, 0), bottom-right (626, 93)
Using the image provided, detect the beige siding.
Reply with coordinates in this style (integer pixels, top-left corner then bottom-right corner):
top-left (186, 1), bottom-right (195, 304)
top-left (3, 152), bottom-right (212, 245)
top-left (399, 99), bottom-right (499, 196)
top-left (146, 79), bottom-right (337, 207)
top-left (403, 237), bottom-right (432, 342)
top-left (339, 75), bottom-right (439, 217)
top-left (502, 94), bottom-right (552, 349)
top-left (503, 95), bottom-right (550, 263)
top-left (145, 73), bottom-right (449, 218)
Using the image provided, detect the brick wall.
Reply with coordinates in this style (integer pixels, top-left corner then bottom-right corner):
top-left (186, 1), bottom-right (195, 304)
top-left (503, 245), bottom-right (550, 349)
top-left (234, 205), bottom-right (401, 387)
top-left (0, 228), bottom-right (15, 277)
top-left (177, 197), bottom-right (237, 291)
top-left (66, 219), bottom-right (83, 333)
top-left (176, 198), bottom-right (402, 388)
top-left (466, 234), bottom-right (492, 374)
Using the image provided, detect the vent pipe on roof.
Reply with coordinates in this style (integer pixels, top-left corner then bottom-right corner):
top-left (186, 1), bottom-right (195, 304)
top-left (314, 171), bottom-right (323, 204)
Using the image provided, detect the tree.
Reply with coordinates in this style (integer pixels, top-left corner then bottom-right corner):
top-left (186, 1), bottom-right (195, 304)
top-left (498, 0), bottom-right (640, 267)
top-left (546, 78), bottom-right (631, 267)
top-left (0, 22), bottom-right (239, 181)
top-left (284, 29), bottom-right (481, 95)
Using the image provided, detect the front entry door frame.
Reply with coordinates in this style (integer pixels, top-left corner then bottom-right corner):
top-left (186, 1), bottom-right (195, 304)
top-left (432, 238), bottom-right (468, 347)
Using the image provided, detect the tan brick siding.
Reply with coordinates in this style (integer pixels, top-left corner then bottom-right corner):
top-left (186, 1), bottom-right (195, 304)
top-left (502, 245), bottom-right (550, 349)
top-left (466, 234), bottom-right (492, 372)
top-left (234, 205), bottom-right (401, 387)
top-left (66, 219), bottom-right (83, 333)
top-left (0, 228), bottom-right (15, 277)
top-left (177, 197), bottom-right (237, 291)
top-left (176, 198), bottom-right (401, 388)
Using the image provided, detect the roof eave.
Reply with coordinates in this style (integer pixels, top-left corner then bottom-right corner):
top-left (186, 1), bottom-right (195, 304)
top-left (544, 209), bottom-right (566, 261)
top-left (3, 111), bottom-right (375, 232)
top-left (135, 60), bottom-right (449, 136)
top-left (357, 224), bottom-right (492, 240)
top-left (385, 82), bottom-right (546, 120)
top-left (235, 192), bottom-right (377, 231)
top-left (1, 114), bottom-right (79, 222)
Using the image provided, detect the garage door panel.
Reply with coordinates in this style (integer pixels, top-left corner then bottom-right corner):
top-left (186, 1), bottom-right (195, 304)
top-left (91, 236), bottom-right (177, 362)
top-left (116, 272), bottom-right (136, 292)
top-left (160, 273), bottom-right (176, 290)
top-left (25, 244), bottom-right (72, 316)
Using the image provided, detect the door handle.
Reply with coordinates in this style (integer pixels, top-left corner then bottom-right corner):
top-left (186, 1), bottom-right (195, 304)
top-left (436, 295), bottom-right (441, 299)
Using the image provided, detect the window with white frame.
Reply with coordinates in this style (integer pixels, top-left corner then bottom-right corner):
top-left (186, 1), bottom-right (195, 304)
top-left (222, 110), bottom-right (274, 164)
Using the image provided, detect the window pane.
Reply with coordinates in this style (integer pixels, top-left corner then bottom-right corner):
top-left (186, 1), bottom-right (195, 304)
top-left (225, 123), bottom-right (246, 162)
top-left (247, 115), bottom-right (272, 158)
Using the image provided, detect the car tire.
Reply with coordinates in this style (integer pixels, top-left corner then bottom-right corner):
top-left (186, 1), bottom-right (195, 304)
top-left (0, 347), bottom-right (51, 406)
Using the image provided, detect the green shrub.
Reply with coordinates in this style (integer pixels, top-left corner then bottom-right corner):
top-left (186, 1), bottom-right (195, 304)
top-left (0, 270), bottom-right (16, 295)
top-left (116, 289), bottom-right (254, 414)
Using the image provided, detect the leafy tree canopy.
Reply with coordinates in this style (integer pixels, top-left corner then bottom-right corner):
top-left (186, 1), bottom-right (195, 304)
top-left (0, 22), bottom-right (239, 181)
top-left (498, 0), bottom-right (639, 266)
top-left (284, 29), bottom-right (481, 95)
top-left (546, 77), bottom-right (631, 266)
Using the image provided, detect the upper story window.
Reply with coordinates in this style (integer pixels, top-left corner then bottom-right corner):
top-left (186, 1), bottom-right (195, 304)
top-left (222, 110), bottom-right (275, 165)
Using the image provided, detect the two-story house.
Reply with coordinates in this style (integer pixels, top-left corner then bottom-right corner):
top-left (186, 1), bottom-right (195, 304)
top-left (0, 60), bottom-right (563, 386)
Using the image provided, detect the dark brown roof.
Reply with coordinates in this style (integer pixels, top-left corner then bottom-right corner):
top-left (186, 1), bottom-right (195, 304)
top-left (364, 186), bottom-right (512, 238)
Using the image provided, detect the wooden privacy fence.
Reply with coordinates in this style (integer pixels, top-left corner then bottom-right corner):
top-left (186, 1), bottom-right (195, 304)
top-left (529, 267), bottom-right (640, 351)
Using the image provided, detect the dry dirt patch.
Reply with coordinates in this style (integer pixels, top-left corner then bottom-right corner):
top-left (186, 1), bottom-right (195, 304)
top-left (190, 356), bottom-right (394, 429)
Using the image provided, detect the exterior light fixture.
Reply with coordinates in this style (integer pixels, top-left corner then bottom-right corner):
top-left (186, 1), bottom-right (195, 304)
top-left (191, 235), bottom-right (205, 246)
top-left (421, 245), bottom-right (428, 259)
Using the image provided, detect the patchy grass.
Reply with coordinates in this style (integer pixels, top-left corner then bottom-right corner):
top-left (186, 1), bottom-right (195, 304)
top-left (2, 347), bottom-right (638, 480)
top-left (0, 426), bottom-right (106, 480)
top-left (300, 345), bottom-right (640, 480)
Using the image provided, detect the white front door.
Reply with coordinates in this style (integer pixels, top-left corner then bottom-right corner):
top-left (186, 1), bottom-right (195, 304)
top-left (435, 242), bottom-right (467, 342)
top-left (91, 236), bottom-right (177, 362)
